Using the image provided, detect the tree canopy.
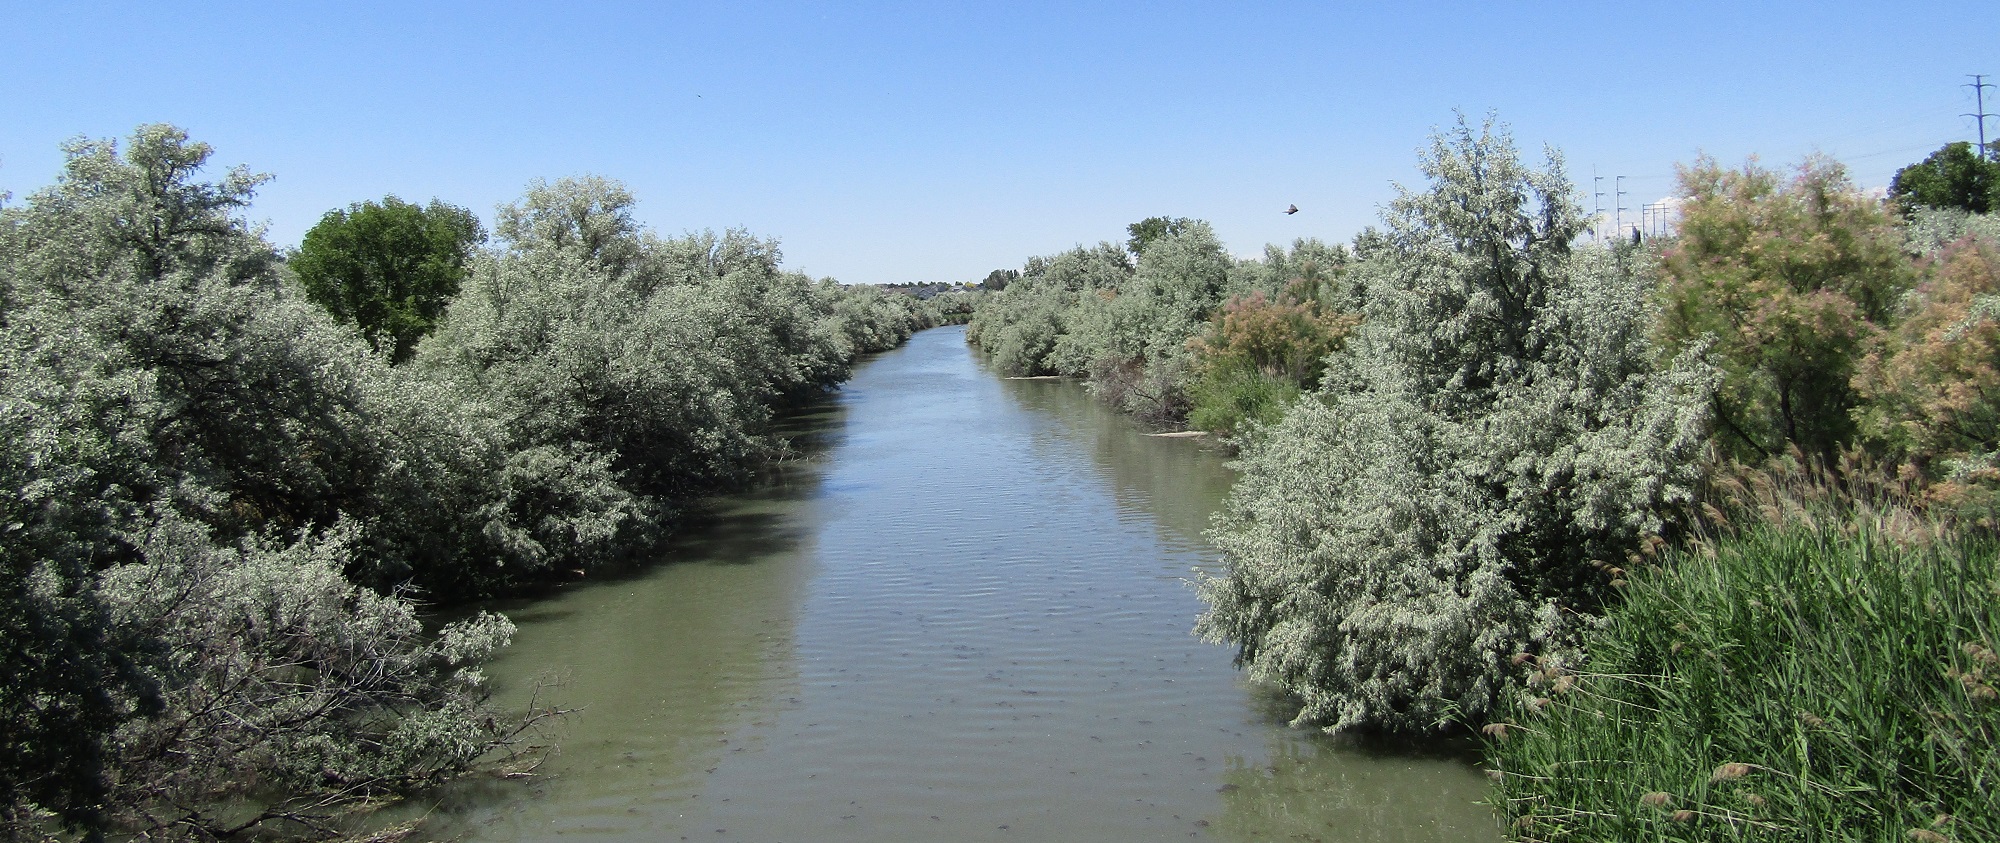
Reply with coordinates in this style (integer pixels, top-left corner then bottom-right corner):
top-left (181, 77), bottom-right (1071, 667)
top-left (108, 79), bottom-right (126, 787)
top-left (291, 196), bottom-right (485, 362)
top-left (1654, 154), bottom-right (1913, 461)
top-left (0, 124), bottom-right (525, 838)
top-left (1125, 215), bottom-right (1196, 259)
top-left (1890, 141), bottom-right (2000, 216)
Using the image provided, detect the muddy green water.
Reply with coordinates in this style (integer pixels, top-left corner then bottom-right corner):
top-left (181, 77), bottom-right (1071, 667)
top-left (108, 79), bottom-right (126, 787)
top-left (433, 325), bottom-right (1500, 842)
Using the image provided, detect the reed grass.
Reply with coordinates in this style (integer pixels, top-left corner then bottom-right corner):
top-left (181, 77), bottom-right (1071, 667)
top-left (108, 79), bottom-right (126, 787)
top-left (1485, 457), bottom-right (2000, 841)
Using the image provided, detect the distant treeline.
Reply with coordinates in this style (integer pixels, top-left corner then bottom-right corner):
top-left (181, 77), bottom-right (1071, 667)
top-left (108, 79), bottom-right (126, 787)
top-left (968, 116), bottom-right (2000, 840)
top-left (874, 281), bottom-right (980, 323)
top-left (0, 125), bottom-right (941, 839)
top-left (875, 280), bottom-right (977, 299)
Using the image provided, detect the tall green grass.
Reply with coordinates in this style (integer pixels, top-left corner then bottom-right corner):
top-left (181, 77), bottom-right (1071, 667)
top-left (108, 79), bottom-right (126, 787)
top-left (1185, 359), bottom-right (1300, 435)
top-left (1485, 462), bottom-right (2000, 841)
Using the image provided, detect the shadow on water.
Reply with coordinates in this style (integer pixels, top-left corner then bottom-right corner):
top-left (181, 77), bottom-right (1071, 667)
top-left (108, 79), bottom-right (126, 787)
top-left (1201, 686), bottom-right (1494, 843)
top-left (416, 392), bottom-right (854, 840)
top-left (1237, 679), bottom-right (1484, 764)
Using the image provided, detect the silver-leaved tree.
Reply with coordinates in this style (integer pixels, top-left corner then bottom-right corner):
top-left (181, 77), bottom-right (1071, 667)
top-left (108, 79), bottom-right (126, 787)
top-left (0, 125), bottom-right (540, 839)
top-left (1196, 115), bottom-right (1717, 733)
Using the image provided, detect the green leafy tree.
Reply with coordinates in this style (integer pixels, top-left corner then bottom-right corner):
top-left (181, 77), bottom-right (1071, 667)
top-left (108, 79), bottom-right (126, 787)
top-left (1196, 116), bottom-right (1715, 733)
top-left (980, 268), bottom-right (1018, 290)
top-left (1890, 141), bottom-right (2000, 215)
top-left (292, 196), bottom-right (485, 362)
top-left (1125, 215), bottom-right (1195, 259)
top-left (1655, 155), bottom-right (1914, 461)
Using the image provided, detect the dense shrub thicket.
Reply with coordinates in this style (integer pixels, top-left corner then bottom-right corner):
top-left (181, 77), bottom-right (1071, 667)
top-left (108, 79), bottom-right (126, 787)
top-left (1195, 119), bottom-right (1716, 732)
top-left (968, 119), bottom-right (1719, 735)
top-left (0, 125), bottom-right (934, 839)
top-left (966, 226), bottom-right (1358, 429)
top-left (971, 117), bottom-right (2000, 839)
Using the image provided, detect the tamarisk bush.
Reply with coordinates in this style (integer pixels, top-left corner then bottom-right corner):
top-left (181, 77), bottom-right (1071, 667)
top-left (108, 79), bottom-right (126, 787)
top-left (1855, 229), bottom-right (2000, 513)
top-left (1196, 116), bottom-right (1716, 733)
top-left (1654, 155), bottom-right (1913, 462)
top-left (1184, 247), bottom-right (1361, 436)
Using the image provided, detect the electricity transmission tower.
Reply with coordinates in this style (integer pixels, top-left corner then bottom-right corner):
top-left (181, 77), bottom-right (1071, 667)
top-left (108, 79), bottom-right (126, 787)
top-left (1968, 74), bottom-right (1996, 161)
top-left (1614, 176), bottom-right (1629, 241)
top-left (1592, 171), bottom-right (1605, 243)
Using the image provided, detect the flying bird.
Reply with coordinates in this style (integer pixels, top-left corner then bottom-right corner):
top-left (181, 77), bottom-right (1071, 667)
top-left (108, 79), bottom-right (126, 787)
top-left (1285, 204), bottom-right (1299, 215)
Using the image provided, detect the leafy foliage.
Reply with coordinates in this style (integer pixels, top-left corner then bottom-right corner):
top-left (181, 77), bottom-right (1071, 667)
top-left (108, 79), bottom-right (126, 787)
top-left (1654, 154), bottom-right (1913, 461)
top-left (0, 126), bottom-right (931, 838)
top-left (1185, 276), bottom-right (1360, 434)
top-left (420, 179), bottom-right (931, 509)
top-left (1125, 215), bottom-right (1196, 259)
top-left (97, 515), bottom-right (532, 839)
top-left (1070, 221), bottom-right (1233, 422)
top-left (966, 243), bottom-right (1131, 376)
top-left (1183, 359), bottom-right (1302, 434)
top-left (1855, 230), bottom-right (2000, 513)
top-left (924, 286), bottom-right (982, 324)
top-left (0, 124), bottom-right (540, 839)
top-left (979, 268), bottom-right (1019, 290)
top-left (1905, 207), bottom-right (2000, 257)
top-left (292, 196), bottom-right (485, 362)
top-left (1195, 116), bottom-right (1715, 733)
top-left (967, 222), bottom-right (1242, 425)
top-left (1891, 141), bottom-right (2000, 216)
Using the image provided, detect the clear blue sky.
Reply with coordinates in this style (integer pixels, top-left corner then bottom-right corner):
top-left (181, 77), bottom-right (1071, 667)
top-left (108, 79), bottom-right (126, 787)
top-left (3, 2), bottom-right (1996, 283)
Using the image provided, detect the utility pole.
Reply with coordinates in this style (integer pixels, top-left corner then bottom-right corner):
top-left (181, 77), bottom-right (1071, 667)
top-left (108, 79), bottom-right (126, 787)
top-left (1592, 170), bottom-right (1605, 244)
top-left (1968, 74), bottom-right (1997, 161)
top-left (1615, 176), bottom-right (1629, 242)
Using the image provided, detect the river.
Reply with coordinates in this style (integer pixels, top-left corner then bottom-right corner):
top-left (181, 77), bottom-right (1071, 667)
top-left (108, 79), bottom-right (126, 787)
top-left (430, 325), bottom-right (1500, 842)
